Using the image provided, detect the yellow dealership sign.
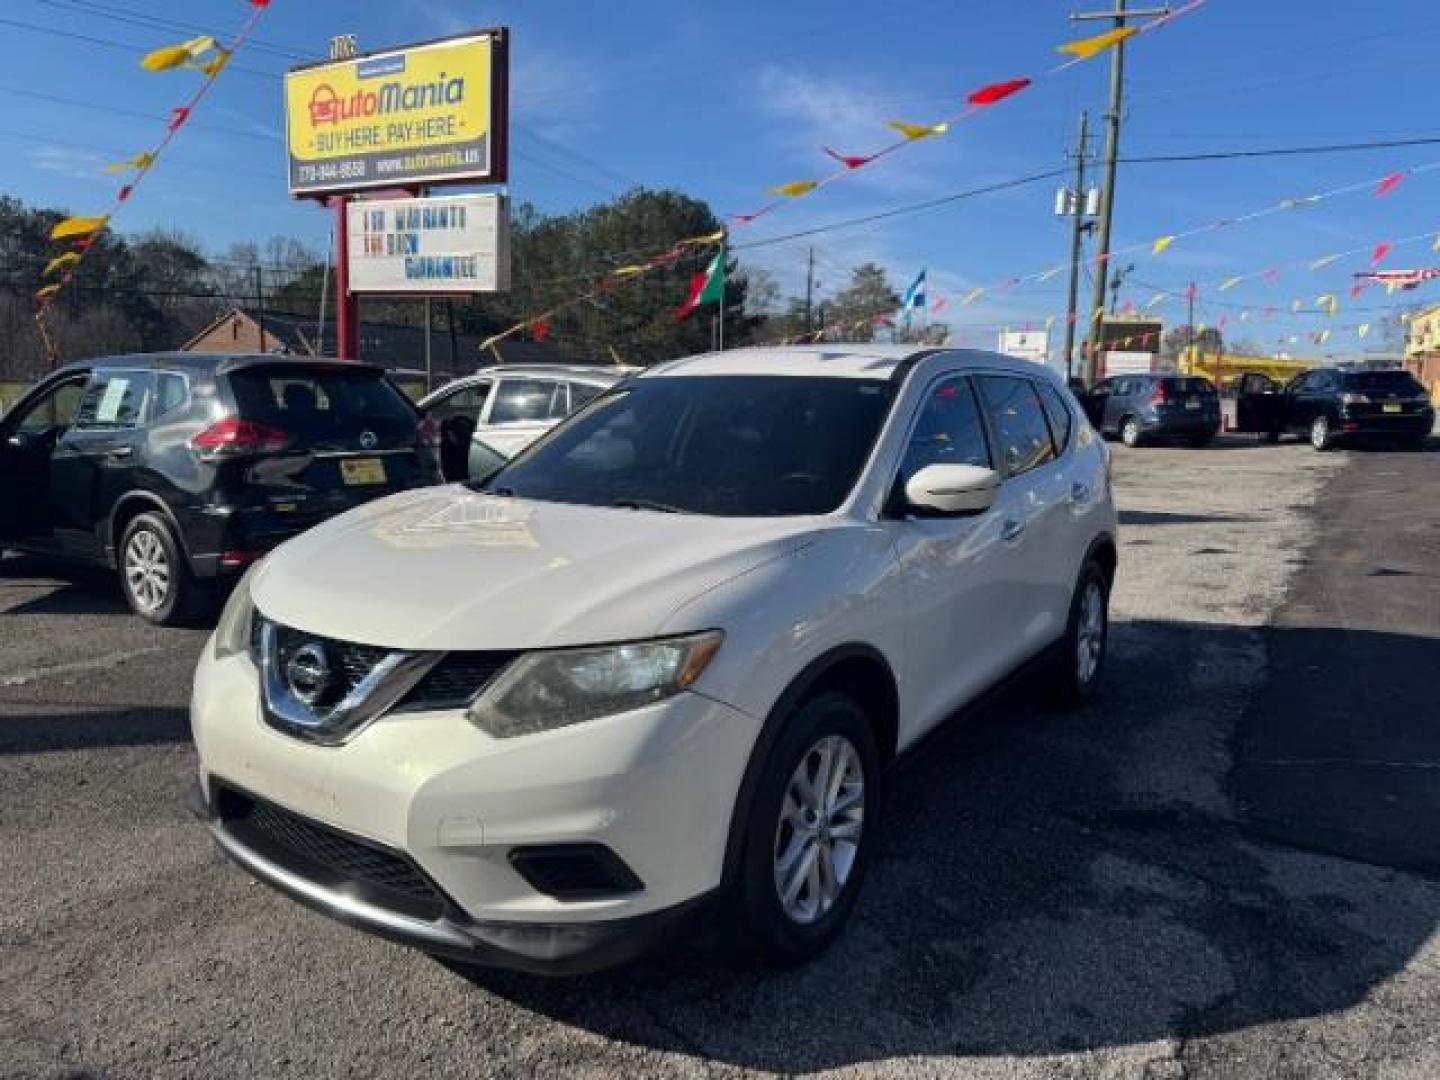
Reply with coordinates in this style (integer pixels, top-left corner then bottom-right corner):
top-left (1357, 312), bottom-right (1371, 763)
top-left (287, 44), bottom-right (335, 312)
top-left (284, 30), bottom-right (508, 196)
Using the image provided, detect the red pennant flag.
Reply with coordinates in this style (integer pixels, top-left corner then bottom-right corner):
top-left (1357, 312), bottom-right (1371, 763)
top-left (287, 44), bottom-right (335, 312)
top-left (1348, 283), bottom-right (1366, 299)
top-left (729, 212), bottom-right (759, 224)
top-left (1372, 242), bottom-right (1392, 266)
top-left (823, 147), bottom-right (875, 169)
top-left (1184, 284), bottom-right (1198, 302)
top-left (117, 184), bottom-right (134, 202)
top-left (530, 318), bottom-right (551, 342)
top-left (967, 77), bottom-right (1032, 106)
top-left (1261, 266), bottom-right (1281, 282)
top-left (167, 106), bottom-right (191, 131)
top-left (931, 296), bottom-right (949, 313)
top-left (250, 0), bottom-right (271, 6)
top-left (1375, 171), bottom-right (1406, 197)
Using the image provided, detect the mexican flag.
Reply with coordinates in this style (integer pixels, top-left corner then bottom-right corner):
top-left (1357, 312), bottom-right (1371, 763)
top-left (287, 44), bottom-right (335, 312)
top-left (675, 244), bottom-right (726, 320)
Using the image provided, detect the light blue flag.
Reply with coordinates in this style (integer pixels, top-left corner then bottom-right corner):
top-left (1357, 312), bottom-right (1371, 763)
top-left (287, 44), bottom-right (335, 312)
top-left (902, 269), bottom-right (927, 312)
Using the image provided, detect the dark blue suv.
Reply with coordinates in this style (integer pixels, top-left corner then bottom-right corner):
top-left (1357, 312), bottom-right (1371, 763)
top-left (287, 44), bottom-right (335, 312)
top-left (1081, 374), bottom-right (1221, 447)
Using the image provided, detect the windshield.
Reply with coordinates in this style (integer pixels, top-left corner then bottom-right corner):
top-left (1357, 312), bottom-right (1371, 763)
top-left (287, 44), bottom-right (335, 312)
top-left (1342, 371), bottom-right (1426, 396)
top-left (476, 375), bottom-right (895, 516)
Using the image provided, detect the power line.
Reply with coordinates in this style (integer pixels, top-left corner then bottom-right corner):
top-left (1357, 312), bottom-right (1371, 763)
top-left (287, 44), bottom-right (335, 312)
top-left (1120, 135), bottom-right (1440, 164)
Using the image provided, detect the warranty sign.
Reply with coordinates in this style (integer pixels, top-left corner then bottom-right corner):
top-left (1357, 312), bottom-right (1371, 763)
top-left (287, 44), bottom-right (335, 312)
top-left (284, 30), bottom-right (509, 196)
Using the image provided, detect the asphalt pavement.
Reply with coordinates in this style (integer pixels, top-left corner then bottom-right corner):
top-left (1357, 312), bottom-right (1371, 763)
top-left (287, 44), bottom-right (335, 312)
top-left (2, 432), bottom-right (1438, 1079)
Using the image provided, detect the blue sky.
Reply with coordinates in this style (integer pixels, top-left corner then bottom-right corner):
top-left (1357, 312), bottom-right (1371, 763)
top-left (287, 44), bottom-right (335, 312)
top-left (6, 0), bottom-right (1440, 357)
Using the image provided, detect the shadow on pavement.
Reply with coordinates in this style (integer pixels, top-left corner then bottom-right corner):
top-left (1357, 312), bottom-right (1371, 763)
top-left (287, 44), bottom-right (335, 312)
top-left (0, 705), bottom-right (190, 754)
top-left (0, 555), bottom-right (130, 617)
top-left (1118, 509), bottom-right (1258, 527)
top-left (455, 617), bottom-right (1440, 1072)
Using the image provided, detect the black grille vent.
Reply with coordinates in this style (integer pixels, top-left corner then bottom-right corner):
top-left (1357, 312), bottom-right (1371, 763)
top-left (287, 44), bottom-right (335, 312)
top-left (217, 785), bottom-right (444, 920)
top-left (399, 652), bottom-right (514, 711)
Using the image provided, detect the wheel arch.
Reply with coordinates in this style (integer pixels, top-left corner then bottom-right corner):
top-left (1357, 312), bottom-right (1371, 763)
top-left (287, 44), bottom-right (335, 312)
top-left (720, 643), bottom-right (899, 889)
top-left (108, 491), bottom-right (188, 567)
top-left (1085, 532), bottom-right (1118, 590)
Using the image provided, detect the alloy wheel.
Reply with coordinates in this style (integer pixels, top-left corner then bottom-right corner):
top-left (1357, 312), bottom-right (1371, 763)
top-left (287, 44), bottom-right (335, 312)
top-left (1076, 579), bottom-right (1106, 685)
top-left (1311, 415), bottom-right (1330, 450)
top-left (1122, 419), bottom-right (1141, 447)
top-left (773, 734), bottom-right (865, 925)
top-left (124, 528), bottom-right (170, 614)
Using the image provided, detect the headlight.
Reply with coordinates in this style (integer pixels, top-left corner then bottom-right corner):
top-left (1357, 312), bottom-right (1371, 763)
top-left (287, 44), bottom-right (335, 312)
top-left (467, 631), bottom-right (724, 738)
top-left (212, 564), bottom-right (259, 660)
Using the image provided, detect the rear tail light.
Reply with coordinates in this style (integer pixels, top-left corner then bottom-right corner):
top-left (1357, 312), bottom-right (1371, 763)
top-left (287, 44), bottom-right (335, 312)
top-left (192, 416), bottom-right (291, 460)
top-left (418, 415), bottom-right (441, 450)
top-left (1149, 383), bottom-right (1168, 405)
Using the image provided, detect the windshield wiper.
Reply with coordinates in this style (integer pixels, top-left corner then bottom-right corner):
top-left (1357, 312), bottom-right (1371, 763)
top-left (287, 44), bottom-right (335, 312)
top-left (610, 497), bottom-right (686, 514)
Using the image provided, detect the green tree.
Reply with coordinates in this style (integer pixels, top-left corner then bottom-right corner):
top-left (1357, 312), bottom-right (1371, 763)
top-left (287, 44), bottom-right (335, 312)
top-left (825, 263), bottom-right (899, 343)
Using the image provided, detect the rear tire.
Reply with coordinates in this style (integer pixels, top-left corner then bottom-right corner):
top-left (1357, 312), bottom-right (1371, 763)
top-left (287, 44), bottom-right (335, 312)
top-left (1045, 560), bottom-right (1110, 709)
top-left (1262, 429), bottom-right (1281, 445)
top-left (1310, 414), bottom-right (1335, 452)
top-left (118, 512), bottom-right (205, 626)
top-left (1120, 416), bottom-right (1143, 448)
top-left (737, 691), bottom-right (880, 966)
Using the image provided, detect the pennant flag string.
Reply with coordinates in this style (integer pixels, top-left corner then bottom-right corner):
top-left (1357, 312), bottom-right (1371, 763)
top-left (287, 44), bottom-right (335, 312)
top-left (35, 0), bottom-right (273, 321)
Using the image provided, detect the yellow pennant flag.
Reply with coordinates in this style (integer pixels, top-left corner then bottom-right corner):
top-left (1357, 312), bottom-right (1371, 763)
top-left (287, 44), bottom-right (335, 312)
top-left (43, 251), bottom-right (82, 276)
top-left (888, 120), bottom-right (947, 141)
top-left (961, 287), bottom-right (985, 306)
top-left (1309, 254), bottom-right (1341, 270)
top-left (1057, 26), bottom-right (1138, 61)
top-left (1291, 299), bottom-right (1304, 312)
top-left (1152, 235), bottom-right (1176, 255)
top-left (612, 265), bottom-right (647, 278)
top-left (1038, 265), bottom-right (1063, 282)
top-left (35, 283), bottom-right (61, 299)
top-left (1316, 294), bottom-right (1337, 315)
top-left (1358, 323), bottom-right (1371, 338)
top-left (1219, 276), bottom-right (1242, 291)
top-left (1433, 234), bottom-right (1440, 253)
top-left (1196, 322), bottom-right (1207, 334)
top-left (1145, 292), bottom-right (1166, 310)
top-left (1317, 329), bottom-right (1331, 345)
top-left (770, 180), bottom-right (818, 198)
top-left (678, 229), bottom-right (725, 248)
top-left (50, 214), bottom-right (109, 240)
top-left (105, 152), bottom-right (155, 174)
top-left (198, 47), bottom-right (232, 77)
top-left (141, 34), bottom-right (216, 72)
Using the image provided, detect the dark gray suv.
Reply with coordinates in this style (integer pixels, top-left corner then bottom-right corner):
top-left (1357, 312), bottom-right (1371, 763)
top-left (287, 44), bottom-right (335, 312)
top-left (1080, 374), bottom-right (1221, 447)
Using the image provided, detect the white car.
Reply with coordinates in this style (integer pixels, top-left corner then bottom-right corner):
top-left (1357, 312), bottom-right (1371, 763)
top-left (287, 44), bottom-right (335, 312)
top-left (417, 364), bottom-right (627, 481)
top-left (191, 345), bottom-right (1117, 974)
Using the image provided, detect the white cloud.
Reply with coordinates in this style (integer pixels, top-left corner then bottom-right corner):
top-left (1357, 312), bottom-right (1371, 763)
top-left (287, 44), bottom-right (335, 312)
top-left (25, 145), bottom-right (107, 182)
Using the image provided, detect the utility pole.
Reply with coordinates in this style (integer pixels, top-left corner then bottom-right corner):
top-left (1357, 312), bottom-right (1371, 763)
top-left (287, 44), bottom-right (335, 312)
top-left (803, 247), bottom-right (816, 335)
top-left (1062, 110), bottom-right (1091, 381)
top-left (1073, 0), bottom-right (1168, 384)
top-left (253, 265), bottom-right (265, 352)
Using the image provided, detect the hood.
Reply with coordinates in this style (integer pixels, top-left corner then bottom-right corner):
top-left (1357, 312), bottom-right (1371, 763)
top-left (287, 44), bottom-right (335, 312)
top-left (251, 485), bottom-right (819, 650)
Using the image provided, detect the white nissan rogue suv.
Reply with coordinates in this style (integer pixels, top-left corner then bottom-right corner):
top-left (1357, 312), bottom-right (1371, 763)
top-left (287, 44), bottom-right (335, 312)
top-left (191, 345), bottom-right (1117, 974)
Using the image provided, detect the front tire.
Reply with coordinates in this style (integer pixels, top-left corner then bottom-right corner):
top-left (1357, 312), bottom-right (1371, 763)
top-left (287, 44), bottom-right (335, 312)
top-left (1310, 414), bottom-right (1335, 452)
top-left (119, 512), bottom-right (202, 626)
top-left (1045, 560), bottom-right (1110, 708)
top-left (737, 692), bottom-right (880, 965)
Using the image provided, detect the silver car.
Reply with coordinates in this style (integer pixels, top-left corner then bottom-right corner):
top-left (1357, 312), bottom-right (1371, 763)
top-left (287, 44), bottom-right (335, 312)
top-left (417, 364), bottom-right (628, 481)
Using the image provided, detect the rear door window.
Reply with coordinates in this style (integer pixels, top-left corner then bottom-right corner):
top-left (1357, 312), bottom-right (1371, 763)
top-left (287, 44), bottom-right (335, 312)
top-left (227, 367), bottom-right (416, 448)
top-left (427, 381), bottom-right (491, 424)
top-left (977, 375), bottom-right (1058, 477)
top-left (1036, 381), bottom-right (1073, 452)
top-left (568, 381), bottom-right (606, 410)
top-left (1163, 377), bottom-right (1216, 396)
top-left (74, 371), bottom-right (153, 430)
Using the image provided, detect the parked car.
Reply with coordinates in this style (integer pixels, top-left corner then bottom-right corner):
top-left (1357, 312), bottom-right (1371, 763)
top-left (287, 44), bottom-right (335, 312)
top-left (1234, 367), bottom-right (1435, 451)
top-left (417, 364), bottom-right (628, 481)
top-left (0, 354), bottom-right (440, 624)
top-left (1079, 373), bottom-right (1221, 447)
top-left (191, 345), bottom-right (1118, 974)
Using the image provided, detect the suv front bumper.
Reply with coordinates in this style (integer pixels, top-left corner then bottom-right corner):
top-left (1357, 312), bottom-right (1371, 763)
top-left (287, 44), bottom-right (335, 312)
top-left (189, 645), bottom-right (760, 972)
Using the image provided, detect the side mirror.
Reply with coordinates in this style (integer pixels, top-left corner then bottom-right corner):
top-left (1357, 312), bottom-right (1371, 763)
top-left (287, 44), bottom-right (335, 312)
top-left (904, 463), bottom-right (999, 516)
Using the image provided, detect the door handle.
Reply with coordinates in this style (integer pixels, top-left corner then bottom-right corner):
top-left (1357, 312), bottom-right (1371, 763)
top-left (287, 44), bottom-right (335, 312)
top-left (1001, 519), bottom-right (1025, 542)
top-left (106, 446), bottom-right (134, 460)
